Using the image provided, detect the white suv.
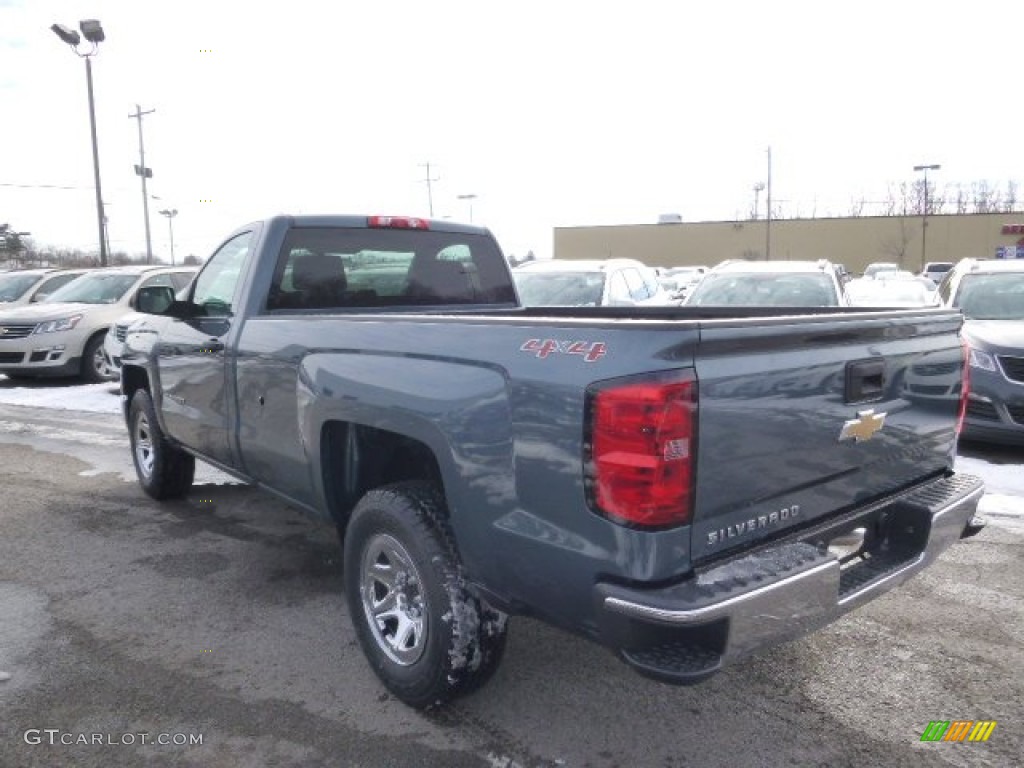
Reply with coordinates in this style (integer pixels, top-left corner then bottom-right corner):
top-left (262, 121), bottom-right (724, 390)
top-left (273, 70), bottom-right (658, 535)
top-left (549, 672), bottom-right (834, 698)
top-left (0, 265), bottom-right (197, 383)
top-left (0, 268), bottom-right (89, 307)
top-left (685, 259), bottom-right (848, 307)
top-left (513, 259), bottom-right (675, 307)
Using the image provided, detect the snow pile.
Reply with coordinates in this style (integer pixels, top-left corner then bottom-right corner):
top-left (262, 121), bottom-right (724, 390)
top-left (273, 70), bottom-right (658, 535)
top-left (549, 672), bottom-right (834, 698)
top-left (0, 378), bottom-right (121, 414)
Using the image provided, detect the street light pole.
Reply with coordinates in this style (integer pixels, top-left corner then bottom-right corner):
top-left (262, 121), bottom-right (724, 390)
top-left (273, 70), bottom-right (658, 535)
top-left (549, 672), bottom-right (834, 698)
top-left (913, 164), bottom-right (941, 271)
top-left (457, 193), bottom-right (478, 223)
top-left (52, 20), bottom-right (108, 266)
top-left (158, 209), bottom-right (178, 265)
top-left (419, 162), bottom-right (439, 217)
top-left (765, 146), bottom-right (773, 260)
top-left (130, 104), bottom-right (156, 264)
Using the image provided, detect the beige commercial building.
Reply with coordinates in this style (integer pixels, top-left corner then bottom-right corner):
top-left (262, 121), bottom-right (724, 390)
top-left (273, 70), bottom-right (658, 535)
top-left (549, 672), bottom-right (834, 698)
top-left (554, 212), bottom-right (1024, 275)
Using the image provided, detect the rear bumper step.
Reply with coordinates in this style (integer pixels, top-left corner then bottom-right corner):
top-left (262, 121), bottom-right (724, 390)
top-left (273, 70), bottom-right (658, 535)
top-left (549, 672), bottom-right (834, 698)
top-left (596, 473), bottom-right (984, 684)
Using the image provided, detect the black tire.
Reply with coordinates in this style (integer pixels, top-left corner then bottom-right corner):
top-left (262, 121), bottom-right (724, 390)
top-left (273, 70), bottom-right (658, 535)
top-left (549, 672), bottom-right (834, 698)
top-left (81, 333), bottom-right (117, 383)
top-left (128, 389), bottom-right (195, 500)
top-left (344, 481), bottom-right (509, 709)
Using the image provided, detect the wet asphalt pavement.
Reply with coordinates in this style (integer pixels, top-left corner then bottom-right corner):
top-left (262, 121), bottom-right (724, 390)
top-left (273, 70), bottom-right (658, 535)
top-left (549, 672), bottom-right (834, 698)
top-left (0, 400), bottom-right (1022, 768)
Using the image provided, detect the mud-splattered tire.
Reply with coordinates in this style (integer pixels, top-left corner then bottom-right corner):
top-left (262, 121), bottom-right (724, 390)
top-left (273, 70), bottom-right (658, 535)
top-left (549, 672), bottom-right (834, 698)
top-left (344, 481), bottom-right (508, 709)
top-left (128, 389), bottom-right (195, 500)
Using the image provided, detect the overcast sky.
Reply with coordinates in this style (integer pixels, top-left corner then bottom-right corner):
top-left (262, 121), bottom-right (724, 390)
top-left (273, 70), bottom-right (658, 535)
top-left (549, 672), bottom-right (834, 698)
top-left (2, 0), bottom-right (1022, 262)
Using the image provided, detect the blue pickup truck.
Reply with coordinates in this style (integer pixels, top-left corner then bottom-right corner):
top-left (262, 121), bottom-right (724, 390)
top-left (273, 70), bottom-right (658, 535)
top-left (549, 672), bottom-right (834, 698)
top-left (120, 214), bottom-right (984, 708)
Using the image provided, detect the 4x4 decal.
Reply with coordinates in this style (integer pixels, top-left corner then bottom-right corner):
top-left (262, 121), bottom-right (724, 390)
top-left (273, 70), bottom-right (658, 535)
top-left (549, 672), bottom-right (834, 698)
top-left (520, 339), bottom-right (607, 362)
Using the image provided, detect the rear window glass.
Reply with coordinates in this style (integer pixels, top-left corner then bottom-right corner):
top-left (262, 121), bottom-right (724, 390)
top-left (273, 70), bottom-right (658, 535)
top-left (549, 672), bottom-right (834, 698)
top-left (265, 227), bottom-right (516, 311)
top-left (514, 271), bottom-right (605, 306)
top-left (688, 272), bottom-right (838, 307)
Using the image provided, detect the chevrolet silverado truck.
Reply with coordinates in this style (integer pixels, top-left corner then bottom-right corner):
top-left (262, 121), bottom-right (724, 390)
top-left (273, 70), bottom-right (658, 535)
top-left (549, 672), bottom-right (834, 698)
top-left (118, 214), bottom-right (985, 709)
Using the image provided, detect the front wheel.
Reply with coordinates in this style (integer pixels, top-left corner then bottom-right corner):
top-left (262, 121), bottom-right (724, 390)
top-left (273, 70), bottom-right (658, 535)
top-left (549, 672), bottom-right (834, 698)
top-left (82, 334), bottom-right (117, 383)
top-left (344, 481), bottom-right (508, 709)
top-left (128, 389), bottom-right (195, 500)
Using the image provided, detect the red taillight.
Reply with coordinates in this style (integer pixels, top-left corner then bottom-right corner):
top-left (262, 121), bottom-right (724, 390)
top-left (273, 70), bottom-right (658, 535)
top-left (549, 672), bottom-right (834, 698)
top-left (585, 370), bottom-right (697, 529)
top-left (956, 338), bottom-right (970, 436)
top-left (368, 215), bottom-right (430, 230)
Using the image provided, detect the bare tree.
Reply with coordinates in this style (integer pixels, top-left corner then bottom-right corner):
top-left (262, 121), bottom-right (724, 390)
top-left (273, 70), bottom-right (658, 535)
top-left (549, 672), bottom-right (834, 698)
top-left (1004, 181), bottom-right (1019, 213)
top-left (884, 182), bottom-right (916, 216)
top-left (971, 181), bottom-right (1002, 213)
top-left (848, 197), bottom-right (866, 217)
top-left (877, 218), bottom-right (912, 268)
top-left (953, 184), bottom-right (969, 214)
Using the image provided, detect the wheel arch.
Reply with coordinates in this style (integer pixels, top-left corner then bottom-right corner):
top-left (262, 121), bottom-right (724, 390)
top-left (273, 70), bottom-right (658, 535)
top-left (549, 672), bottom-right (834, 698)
top-left (319, 420), bottom-right (447, 531)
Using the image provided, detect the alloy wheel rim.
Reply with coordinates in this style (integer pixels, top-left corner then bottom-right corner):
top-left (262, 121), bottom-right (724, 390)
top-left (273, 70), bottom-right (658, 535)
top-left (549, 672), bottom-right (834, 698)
top-left (134, 412), bottom-right (155, 478)
top-left (93, 347), bottom-right (112, 379)
top-left (360, 533), bottom-right (428, 666)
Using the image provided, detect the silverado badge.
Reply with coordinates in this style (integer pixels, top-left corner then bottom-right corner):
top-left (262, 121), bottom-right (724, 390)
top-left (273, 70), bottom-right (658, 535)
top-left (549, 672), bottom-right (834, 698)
top-left (839, 409), bottom-right (886, 442)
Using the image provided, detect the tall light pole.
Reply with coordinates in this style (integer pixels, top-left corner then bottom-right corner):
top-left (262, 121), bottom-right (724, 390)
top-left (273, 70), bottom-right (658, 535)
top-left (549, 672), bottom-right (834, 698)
top-left (419, 162), bottom-right (439, 217)
top-left (913, 164), bottom-right (941, 270)
top-left (752, 182), bottom-right (764, 220)
top-left (457, 193), bottom-right (478, 223)
top-left (130, 104), bottom-right (156, 263)
top-left (158, 209), bottom-right (178, 265)
top-left (765, 146), bottom-right (773, 260)
top-left (51, 19), bottom-right (108, 266)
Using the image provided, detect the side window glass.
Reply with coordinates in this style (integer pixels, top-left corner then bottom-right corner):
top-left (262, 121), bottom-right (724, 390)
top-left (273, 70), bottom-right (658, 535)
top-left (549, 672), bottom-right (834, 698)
top-left (192, 232), bottom-right (253, 316)
top-left (170, 271), bottom-right (196, 291)
top-left (642, 270), bottom-right (660, 297)
top-left (938, 273), bottom-right (954, 304)
top-left (607, 272), bottom-right (630, 303)
top-left (32, 272), bottom-right (79, 302)
top-left (623, 269), bottom-right (648, 300)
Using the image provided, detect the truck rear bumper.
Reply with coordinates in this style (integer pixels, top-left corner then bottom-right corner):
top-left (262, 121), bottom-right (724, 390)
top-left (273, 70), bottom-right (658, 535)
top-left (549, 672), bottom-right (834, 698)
top-left (594, 473), bottom-right (985, 684)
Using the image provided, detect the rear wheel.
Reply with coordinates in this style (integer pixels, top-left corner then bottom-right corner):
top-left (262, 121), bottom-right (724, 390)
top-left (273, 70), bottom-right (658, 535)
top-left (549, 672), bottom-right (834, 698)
top-left (128, 389), bottom-right (195, 499)
top-left (344, 481), bottom-right (508, 709)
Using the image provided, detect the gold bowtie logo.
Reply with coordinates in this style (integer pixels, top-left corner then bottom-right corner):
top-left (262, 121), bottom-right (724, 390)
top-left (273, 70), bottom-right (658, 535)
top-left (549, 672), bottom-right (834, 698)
top-left (839, 409), bottom-right (886, 442)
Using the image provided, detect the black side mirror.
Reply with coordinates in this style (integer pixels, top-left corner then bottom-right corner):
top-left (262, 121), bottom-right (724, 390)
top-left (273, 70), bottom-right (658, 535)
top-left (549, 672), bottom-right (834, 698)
top-left (135, 285), bottom-right (178, 315)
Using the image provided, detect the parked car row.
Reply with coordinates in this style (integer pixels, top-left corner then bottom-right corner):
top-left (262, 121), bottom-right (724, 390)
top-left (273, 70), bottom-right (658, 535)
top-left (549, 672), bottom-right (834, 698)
top-left (3, 252), bottom-right (1021, 448)
top-left (0, 267), bottom-right (90, 306)
top-left (513, 258), bottom-right (674, 307)
top-left (511, 252), bottom-right (1022, 446)
top-left (0, 265), bottom-right (196, 383)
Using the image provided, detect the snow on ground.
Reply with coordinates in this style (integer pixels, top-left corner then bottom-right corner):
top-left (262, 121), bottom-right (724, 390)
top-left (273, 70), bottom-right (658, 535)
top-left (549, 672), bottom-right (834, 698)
top-left (0, 379), bottom-right (120, 414)
top-left (0, 375), bottom-right (1022, 529)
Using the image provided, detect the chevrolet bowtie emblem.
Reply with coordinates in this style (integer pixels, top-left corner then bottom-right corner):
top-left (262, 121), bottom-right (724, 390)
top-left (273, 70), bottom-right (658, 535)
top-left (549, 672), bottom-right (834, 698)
top-left (839, 409), bottom-right (887, 442)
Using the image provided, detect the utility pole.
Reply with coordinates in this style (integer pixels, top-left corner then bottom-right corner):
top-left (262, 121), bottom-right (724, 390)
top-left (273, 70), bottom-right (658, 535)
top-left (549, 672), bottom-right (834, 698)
top-left (130, 104), bottom-right (156, 263)
top-left (914, 164), bottom-right (941, 271)
top-left (765, 146), bottom-right (773, 260)
top-left (419, 162), bottom-right (439, 217)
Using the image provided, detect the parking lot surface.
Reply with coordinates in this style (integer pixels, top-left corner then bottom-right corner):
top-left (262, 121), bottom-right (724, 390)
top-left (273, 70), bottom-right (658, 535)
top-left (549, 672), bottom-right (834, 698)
top-left (1, 399), bottom-right (1022, 767)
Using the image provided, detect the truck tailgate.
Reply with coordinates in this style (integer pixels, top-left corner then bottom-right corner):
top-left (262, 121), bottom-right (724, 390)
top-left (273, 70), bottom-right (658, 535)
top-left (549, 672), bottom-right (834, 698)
top-left (690, 309), bottom-right (964, 563)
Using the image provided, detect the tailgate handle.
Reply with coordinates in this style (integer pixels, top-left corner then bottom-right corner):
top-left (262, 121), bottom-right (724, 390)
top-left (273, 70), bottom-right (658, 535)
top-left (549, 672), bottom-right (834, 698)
top-left (845, 359), bottom-right (885, 403)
